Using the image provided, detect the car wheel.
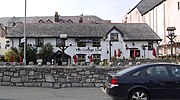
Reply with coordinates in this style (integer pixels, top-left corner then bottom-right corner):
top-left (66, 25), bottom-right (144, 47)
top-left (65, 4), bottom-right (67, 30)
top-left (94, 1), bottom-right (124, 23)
top-left (129, 89), bottom-right (150, 100)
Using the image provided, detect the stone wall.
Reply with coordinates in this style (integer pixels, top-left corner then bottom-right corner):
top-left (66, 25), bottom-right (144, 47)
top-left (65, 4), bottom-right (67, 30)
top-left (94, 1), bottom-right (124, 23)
top-left (0, 66), bottom-right (123, 88)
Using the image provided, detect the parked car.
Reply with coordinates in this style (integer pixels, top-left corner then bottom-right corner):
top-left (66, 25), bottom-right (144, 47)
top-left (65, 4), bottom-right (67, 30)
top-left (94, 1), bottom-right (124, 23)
top-left (103, 63), bottom-right (180, 100)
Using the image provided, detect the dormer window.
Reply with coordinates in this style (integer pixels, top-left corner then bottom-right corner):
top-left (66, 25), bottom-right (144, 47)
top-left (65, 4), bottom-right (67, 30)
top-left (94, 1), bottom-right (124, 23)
top-left (8, 21), bottom-right (15, 27)
top-left (110, 33), bottom-right (118, 41)
top-left (59, 19), bottom-right (64, 23)
top-left (16, 21), bottom-right (22, 24)
top-left (67, 19), bottom-right (73, 23)
top-left (46, 19), bottom-right (53, 23)
top-left (38, 20), bottom-right (45, 23)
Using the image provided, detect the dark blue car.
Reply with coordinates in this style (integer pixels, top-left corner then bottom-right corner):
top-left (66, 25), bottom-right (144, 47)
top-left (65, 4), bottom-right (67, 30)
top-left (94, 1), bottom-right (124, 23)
top-left (104, 63), bottom-right (180, 100)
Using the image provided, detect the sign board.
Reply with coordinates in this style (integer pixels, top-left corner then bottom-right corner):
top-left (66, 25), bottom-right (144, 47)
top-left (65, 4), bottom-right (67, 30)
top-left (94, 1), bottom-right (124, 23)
top-left (21, 38), bottom-right (25, 43)
top-left (60, 34), bottom-right (67, 39)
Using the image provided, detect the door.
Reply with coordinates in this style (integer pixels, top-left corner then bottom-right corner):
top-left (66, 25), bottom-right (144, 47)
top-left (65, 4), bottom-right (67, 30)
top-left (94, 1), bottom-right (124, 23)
top-left (143, 66), bottom-right (174, 99)
top-left (168, 65), bottom-right (180, 99)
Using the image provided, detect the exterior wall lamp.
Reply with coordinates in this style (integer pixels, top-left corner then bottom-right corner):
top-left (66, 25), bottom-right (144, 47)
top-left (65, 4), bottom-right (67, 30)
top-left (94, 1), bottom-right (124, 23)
top-left (167, 27), bottom-right (176, 58)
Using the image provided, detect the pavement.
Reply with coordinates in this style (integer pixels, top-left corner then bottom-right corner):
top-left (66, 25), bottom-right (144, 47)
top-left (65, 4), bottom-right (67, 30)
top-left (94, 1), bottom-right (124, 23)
top-left (0, 86), bottom-right (111, 100)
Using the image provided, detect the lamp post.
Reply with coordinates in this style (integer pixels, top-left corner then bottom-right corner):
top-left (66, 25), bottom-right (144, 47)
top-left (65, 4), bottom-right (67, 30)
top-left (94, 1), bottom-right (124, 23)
top-left (167, 27), bottom-right (176, 58)
top-left (24, 0), bottom-right (27, 65)
top-left (59, 33), bottom-right (68, 65)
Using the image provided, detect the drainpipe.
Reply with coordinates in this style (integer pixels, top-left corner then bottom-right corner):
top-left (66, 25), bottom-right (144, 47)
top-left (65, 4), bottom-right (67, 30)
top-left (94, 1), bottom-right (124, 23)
top-left (163, 1), bottom-right (167, 56)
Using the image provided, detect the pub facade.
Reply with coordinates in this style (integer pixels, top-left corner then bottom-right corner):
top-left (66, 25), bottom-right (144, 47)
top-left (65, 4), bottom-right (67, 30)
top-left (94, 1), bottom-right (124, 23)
top-left (7, 23), bottom-right (161, 65)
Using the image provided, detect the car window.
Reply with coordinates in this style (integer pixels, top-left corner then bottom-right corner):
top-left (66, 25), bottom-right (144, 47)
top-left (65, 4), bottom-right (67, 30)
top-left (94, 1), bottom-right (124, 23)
top-left (131, 70), bottom-right (141, 76)
top-left (146, 66), bottom-right (169, 77)
top-left (169, 66), bottom-right (180, 77)
top-left (117, 65), bottom-right (143, 76)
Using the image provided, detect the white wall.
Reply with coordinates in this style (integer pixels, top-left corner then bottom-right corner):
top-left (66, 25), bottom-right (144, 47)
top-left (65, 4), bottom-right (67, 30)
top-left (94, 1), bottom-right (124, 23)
top-left (0, 37), bottom-right (9, 56)
top-left (9, 29), bottom-right (159, 64)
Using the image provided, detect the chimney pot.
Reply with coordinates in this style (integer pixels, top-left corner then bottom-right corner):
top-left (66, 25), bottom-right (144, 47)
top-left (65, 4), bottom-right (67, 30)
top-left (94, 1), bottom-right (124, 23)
top-left (55, 12), bottom-right (60, 22)
top-left (79, 17), bottom-right (83, 23)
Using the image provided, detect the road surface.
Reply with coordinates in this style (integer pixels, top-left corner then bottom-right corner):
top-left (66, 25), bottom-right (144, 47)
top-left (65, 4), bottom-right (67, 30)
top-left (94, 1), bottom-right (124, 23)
top-left (0, 86), bottom-right (111, 100)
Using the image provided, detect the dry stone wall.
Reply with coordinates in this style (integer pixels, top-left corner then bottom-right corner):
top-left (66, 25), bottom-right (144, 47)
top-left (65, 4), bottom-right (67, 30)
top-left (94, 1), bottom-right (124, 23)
top-left (0, 66), bottom-right (123, 88)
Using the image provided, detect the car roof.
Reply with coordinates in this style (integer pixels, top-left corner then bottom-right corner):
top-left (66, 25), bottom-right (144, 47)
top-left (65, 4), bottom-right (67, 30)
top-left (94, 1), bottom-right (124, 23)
top-left (116, 63), bottom-right (179, 76)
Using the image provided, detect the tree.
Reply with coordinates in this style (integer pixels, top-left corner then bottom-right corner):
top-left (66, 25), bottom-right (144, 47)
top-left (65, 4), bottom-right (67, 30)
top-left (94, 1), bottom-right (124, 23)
top-left (26, 45), bottom-right (37, 64)
top-left (39, 43), bottom-right (54, 65)
top-left (20, 45), bottom-right (37, 64)
top-left (4, 46), bottom-right (37, 64)
top-left (5, 47), bottom-right (20, 62)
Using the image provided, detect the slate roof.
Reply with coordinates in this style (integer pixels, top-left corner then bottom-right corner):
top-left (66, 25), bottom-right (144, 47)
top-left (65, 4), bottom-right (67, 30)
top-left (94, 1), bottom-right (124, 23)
top-left (7, 23), bottom-right (162, 41)
top-left (128, 0), bottom-right (165, 15)
top-left (0, 15), bottom-right (110, 27)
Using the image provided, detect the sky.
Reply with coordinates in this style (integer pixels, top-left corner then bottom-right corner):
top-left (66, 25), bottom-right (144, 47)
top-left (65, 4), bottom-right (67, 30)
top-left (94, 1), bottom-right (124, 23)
top-left (0, 0), bottom-right (140, 22)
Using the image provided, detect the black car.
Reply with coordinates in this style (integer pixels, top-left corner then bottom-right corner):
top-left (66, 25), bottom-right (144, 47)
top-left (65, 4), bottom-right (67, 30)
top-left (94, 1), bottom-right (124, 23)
top-left (104, 63), bottom-right (180, 100)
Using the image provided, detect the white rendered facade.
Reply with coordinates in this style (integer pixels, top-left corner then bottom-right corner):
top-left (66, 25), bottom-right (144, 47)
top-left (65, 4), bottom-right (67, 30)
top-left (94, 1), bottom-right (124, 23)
top-left (10, 28), bottom-right (159, 65)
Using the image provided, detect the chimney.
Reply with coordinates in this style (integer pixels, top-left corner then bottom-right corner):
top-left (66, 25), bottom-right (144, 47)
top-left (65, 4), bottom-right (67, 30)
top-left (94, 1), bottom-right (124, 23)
top-left (55, 12), bottom-right (59, 22)
top-left (79, 14), bottom-right (83, 23)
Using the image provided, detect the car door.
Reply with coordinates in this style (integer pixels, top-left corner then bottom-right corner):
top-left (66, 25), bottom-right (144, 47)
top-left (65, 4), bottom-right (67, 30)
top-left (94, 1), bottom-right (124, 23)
top-left (168, 65), bottom-right (180, 100)
top-left (143, 65), bottom-right (174, 99)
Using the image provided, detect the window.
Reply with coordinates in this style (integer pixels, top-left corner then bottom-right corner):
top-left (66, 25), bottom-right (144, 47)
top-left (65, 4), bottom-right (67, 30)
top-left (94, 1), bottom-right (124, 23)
top-left (110, 33), bottom-right (118, 41)
top-left (8, 21), bottom-right (15, 27)
top-left (169, 66), bottom-right (180, 77)
top-left (178, 2), bottom-right (180, 10)
top-left (77, 42), bottom-right (86, 47)
top-left (148, 41), bottom-right (153, 50)
top-left (93, 54), bottom-right (101, 64)
top-left (38, 20), bottom-right (45, 23)
top-left (19, 38), bottom-right (24, 47)
top-left (56, 38), bottom-right (65, 47)
top-left (59, 19), bottom-right (65, 23)
top-left (131, 71), bottom-right (142, 76)
top-left (77, 54), bottom-right (86, 62)
top-left (146, 66), bottom-right (169, 77)
top-left (46, 19), bottom-right (53, 23)
top-left (92, 42), bottom-right (101, 47)
top-left (35, 38), bottom-right (44, 47)
top-left (130, 49), bottom-right (140, 58)
top-left (67, 19), bottom-right (73, 23)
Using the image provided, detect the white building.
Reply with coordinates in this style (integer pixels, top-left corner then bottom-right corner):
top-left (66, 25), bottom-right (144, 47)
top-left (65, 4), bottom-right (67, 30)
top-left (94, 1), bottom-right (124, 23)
top-left (124, 0), bottom-right (180, 57)
top-left (7, 23), bottom-right (161, 65)
top-left (0, 37), bottom-right (10, 59)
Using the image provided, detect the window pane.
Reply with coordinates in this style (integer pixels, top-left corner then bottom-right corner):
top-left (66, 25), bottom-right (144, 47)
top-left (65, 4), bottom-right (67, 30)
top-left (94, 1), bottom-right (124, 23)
top-left (36, 38), bottom-right (44, 47)
top-left (56, 38), bottom-right (65, 47)
top-left (148, 41), bottom-right (153, 50)
top-left (146, 66), bottom-right (169, 77)
top-left (169, 66), bottom-right (180, 77)
top-left (77, 42), bottom-right (86, 47)
top-left (110, 33), bottom-right (118, 41)
top-left (92, 42), bottom-right (100, 47)
top-left (132, 71), bottom-right (141, 76)
top-left (77, 55), bottom-right (85, 62)
top-left (93, 54), bottom-right (101, 65)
